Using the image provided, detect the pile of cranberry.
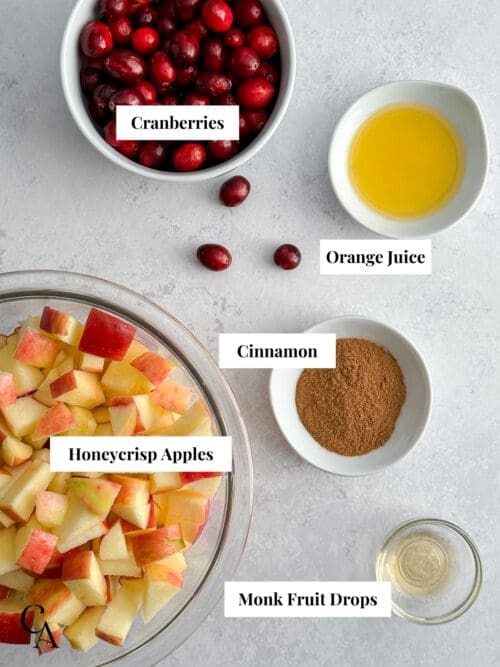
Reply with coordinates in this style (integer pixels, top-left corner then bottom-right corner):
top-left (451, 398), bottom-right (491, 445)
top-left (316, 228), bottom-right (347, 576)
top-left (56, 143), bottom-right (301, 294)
top-left (79, 0), bottom-right (280, 171)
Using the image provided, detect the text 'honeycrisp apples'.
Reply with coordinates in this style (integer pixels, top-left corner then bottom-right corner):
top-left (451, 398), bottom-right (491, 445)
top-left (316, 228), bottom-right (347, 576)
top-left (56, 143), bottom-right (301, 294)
top-left (50, 436), bottom-right (232, 473)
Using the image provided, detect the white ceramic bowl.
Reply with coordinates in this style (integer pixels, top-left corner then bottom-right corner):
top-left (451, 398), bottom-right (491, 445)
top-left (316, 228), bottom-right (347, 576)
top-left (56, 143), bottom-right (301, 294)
top-left (61, 0), bottom-right (296, 182)
top-left (329, 81), bottom-right (489, 238)
top-left (269, 316), bottom-right (432, 475)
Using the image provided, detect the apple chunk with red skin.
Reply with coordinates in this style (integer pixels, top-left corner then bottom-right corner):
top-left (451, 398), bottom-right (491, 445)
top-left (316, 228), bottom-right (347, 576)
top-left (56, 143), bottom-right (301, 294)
top-left (2, 436), bottom-right (33, 467)
top-left (14, 327), bottom-right (60, 368)
top-left (151, 379), bottom-right (192, 414)
top-left (0, 458), bottom-right (54, 523)
top-left (128, 525), bottom-right (185, 567)
top-left (142, 564), bottom-right (183, 623)
top-left (131, 351), bottom-right (175, 387)
top-left (35, 491), bottom-right (68, 528)
top-left (28, 578), bottom-right (85, 625)
top-left (32, 401), bottom-right (76, 440)
top-left (0, 372), bottom-right (16, 408)
top-left (50, 370), bottom-right (105, 409)
top-left (0, 599), bottom-right (35, 644)
top-left (37, 621), bottom-right (63, 656)
top-left (69, 477), bottom-right (122, 517)
top-left (62, 550), bottom-right (107, 606)
top-left (15, 526), bottom-right (58, 575)
top-left (40, 306), bottom-right (83, 346)
top-left (78, 307), bottom-right (136, 361)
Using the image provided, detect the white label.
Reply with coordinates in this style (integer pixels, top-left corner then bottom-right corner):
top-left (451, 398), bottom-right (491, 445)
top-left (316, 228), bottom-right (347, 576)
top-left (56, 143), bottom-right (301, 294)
top-left (116, 105), bottom-right (240, 140)
top-left (320, 240), bottom-right (432, 275)
top-left (218, 333), bottom-right (336, 369)
top-left (225, 582), bottom-right (391, 617)
top-left (50, 436), bottom-right (232, 473)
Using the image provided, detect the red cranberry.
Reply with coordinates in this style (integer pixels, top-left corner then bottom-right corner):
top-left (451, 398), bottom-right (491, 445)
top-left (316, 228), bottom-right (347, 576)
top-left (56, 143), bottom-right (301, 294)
top-left (209, 140), bottom-right (238, 160)
top-left (196, 72), bottom-right (232, 96)
top-left (172, 143), bottom-right (207, 170)
top-left (256, 61), bottom-right (279, 85)
top-left (219, 175), bottom-right (250, 206)
top-left (80, 21), bottom-right (114, 58)
top-left (274, 244), bottom-right (301, 270)
top-left (160, 94), bottom-right (178, 104)
top-left (169, 30), bottom-right (200, 66)
top-left (108, 87), bottom-right (144, 111)
top-left (176, 65), bottom-right (198, 86)
top-left (219, 91), bottom-right (237, 105)
top-left (157, 16), bottom-right (176, 37)
top-left (233, 0), bottom-right (263, 27)
top-left (93, 82), bottom-right (121, 119)
top-left (132, 27), bottom-right (160, 54)
top-left (229, 46), bottom-right (260, 78)
top-left (175, 0), bottom-right (201, 21)
top-left (185, 18), bottom-right (208, 39)
top-left (247, 25), bottom-right (278, 58)
top-left (150, 51), bottom-right (177, 87)
top-left (158, 0), bottom-right (176, 18)
top-left (223, 27), bottom-right (244, 48)
top-left (242, 108), bottom-right (269, 132)
top-left (239, 112), bottom-right (251, 136)
top-left (129, 0), bottom-right (152, 11)
top-left (103, 49), bottom-right (146, 84)
top-left (108, 16), bottom-right (133, 45)
top-left (133, 6), bottom-right (158, 26)
top-left (103, 119), bottom-right (140, 158)
top-left (201, 0), bottom-right (233, 33)
top-left (184, 91), bottom-right (210, 105)
top-left (238, 78), bottom-right (274, 107)
top-left (197, 244), bottom-right (232, 271)
top-left (80, 66), bottom-right (103, 93)
top-left (100, 0), bottom-right (130, 17)
top-left (202, 38), bottom-right (225, 72)
top-left (139, 141), bottom-right (167, 167)
top-left (135, 79), bottom-right (157, 103)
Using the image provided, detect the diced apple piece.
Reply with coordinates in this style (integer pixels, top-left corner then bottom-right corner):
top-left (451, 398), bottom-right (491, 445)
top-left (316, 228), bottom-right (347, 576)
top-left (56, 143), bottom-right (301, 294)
top-left (151, 379), bottom-right (192, 414)
top-left (178, 519), bottom-right (204, 545)
top-left (99, 520), bottom-right (128, 560)
top-left (109, 404), bottom-right (137, 435)
top-left (28, 579), bottom-right (85, 625)
top-left (47, 472), bottom-right (71, 494)
top-left (142, 564), bottom-right (183, 622)
top-left (111, 474), bottom-right (149, 506)
top-left (76, 351), bottom-right (105, 373)
top-left (110, 394), bottom-right (160, 432)
top-left (128, 525), bottom-right (185, 567)
top-left (50, 370), bottom-right (105, 409)
top-left (94, 422), bottom-right (113, 436)
top-left (164, 489), bottom-right (210, 524)
top-left (64, 605), bottom-right (106, 652)
top-left (101, 361), bottom-right (153, 396)
top-left (0, 372), bottom-right (16, 408)
top-left (95, 579), bottom-right (142, 647)
top-left (79, 308), bottom-right (136, 361)
top-left (14, 327), bottom-right (60, 368)
top-left (69, 477), bottom-right (121, 516)
top-left (159, 551), bottom-right (187, 573)
top-left (180, 473), bottom-right (223, 498)
top-left (0, 345), bottom-right (44, 396)
top-left (35, 491), bottom-right (68, 528)
top-left (1, 396), bottom-right (47, 438)
top-left (150, 472), bottom-right (182, 494)
top-left (0, 468), bottom-right (13, 494)
top-left (0, 459), bottom-right (54, 522)
top-left (55, 493), bottom-right (110, 553)
top-left (32, 402), bottom-right (75, 440)
top-left (40, 306), bottom-right (83, 346)
top-left (131, 352), bottom-right (175, 387)
top-left (122, 339), bottom-right (149, 364)
top-left (0, 585), bottom-right (8, 599)
top-left (0, 526), bottom-right (18, 575)
top-left (63, 405), bottom-right (97, 436)
top-left (97, 550), bottom-right (141, 578)
top-left (0, 335), bottom-right (6, 351)
top-left (0, 599), bottom-right (34, 644)
top-left (0, 569), bottom-right (34, 593)
top-left (2, 436), bottom-right (32, 467)
top-left (166, 400), bottom-right (211, 435)
top-left (15, 526), bottom-right (58, 575)
top-left (37, 621), bottom-right (62, 655)
top-left (62, 550), bottom-right (106, 606)
top-left (92, 406), bottom-right (109, 424)
top-left (112, 503), bottom-right (150, 529)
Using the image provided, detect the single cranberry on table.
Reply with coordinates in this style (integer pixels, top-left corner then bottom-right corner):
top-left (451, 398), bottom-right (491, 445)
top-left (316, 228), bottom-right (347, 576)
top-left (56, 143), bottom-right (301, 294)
top-left (274, 244), bottom-right (301, 270)
top-left (246, 25), bottom-right (278, 58)
top-left (80, 21), bottom-right (114, 58)
top-left (103, 119), bottom-right (141, 158)
top-left (131, 26), bottom-right (160, 54)
top-left (100, 0), bottom-right (130, 17)
top-left (219, 175), bottom-right (251, 207)
top-left (238, 78), bottom-right (274, 107)
top-left (108, 87), bottom-right (144, 112)
top-left (135, 79), bottom-right (157, 103)
top-left (108, 16), bottom-right (134, 45)
top-left (80, 66), bottom-right (103, 93)
top-left (172, 142), bottom-right (207, 171)
top-left (201, 0), bottom-right (234, 33)
top-left (233, 0), bottom-right (263, 28)
top-left (197, 244), bottom-right (232, 271)
top-left (223, 27), bottom-right (245, 49)
top-left (139, 141), bottom-right (167, 168)
top-left (149, 50), bottom-right (177, 87)
top-left (169, 30), bottom-right (200, 66)
top-left (229, 46), bottom-right (260, 78)
top-left (209, 140), bottom-right (238, 160)
top-left (202, 38), bottom-right (225, 72)
top-left (103, 49), bottom-right (146, 83)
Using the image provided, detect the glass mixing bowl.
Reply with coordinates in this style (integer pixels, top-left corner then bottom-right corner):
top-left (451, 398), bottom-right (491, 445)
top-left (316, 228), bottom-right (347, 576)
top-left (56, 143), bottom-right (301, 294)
top-left (0, 270), bottom-right (253, 665)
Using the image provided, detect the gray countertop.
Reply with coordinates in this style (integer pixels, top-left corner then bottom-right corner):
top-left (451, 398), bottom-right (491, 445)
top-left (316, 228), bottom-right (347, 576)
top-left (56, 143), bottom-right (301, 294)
top-left (1, 0), bottom-right (499, 665)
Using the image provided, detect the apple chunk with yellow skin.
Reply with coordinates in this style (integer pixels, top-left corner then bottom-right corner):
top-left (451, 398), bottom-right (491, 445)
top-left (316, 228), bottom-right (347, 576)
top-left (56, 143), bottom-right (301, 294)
top-left (62, 550), bottom-right (107, 606)
top-left (40, 306), bottom-right (83, 346)
top-left (0, 458), bottom-right (54, 522)
top-left (35, 491), bottom-right (68, 528)
top-left (2, 436), bottom-right (32, 467)
top-left (0, 599), bottom-right (35, 644)
top-left (50, 370), bottom-right (105, 409)
top-left (0, 372), bottom-right (16, 408)
top-left (32, 401), bottom-right (75, 440)
top-left (131, 351), bottom-right (175, 387)
top-left (142, 564), bottom-right (183, 622)
top-left (151, 379), bottom-right (192, 414)
top-left (99, 520), bottom-right (128, 560)
top-left (1, 396), bottom-right (47, 438)
top-left (14, 327), bottom-right (60, 368)
top-left (28, 578), bottom-right (85, 625)
top-left (95, 579), bottom-right (143, 647)
top-left (64, 605), bottom-right (106, 652)
top-left (15, 526), bottom-right (58, 575)
top-left (69, 477), bottom-right (121, 516)
top-left (128, 525), bottom-right (185, 567)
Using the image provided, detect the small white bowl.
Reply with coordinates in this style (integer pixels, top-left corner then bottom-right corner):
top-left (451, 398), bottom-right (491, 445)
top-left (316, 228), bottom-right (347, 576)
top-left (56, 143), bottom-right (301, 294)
top-left (329, 81), bottom-right (489, 238)
top-left (60, 0), bottom-right (296, 182)
top-left (269, 316), bottom-right (432, 476)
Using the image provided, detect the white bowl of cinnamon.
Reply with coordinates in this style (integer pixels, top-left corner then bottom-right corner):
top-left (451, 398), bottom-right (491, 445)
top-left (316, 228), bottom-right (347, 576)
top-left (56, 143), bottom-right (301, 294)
top-left (269, 316), bottom-right (432, 475)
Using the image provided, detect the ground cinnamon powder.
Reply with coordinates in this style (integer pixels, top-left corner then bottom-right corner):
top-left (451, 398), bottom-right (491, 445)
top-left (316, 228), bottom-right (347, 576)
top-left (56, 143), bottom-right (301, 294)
top-left (295, 338), bottom-right (406, 456)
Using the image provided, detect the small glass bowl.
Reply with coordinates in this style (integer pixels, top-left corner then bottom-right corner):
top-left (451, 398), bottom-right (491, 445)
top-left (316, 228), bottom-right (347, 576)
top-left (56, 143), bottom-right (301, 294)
top-left (376, 518), bottom-right (482, 625)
